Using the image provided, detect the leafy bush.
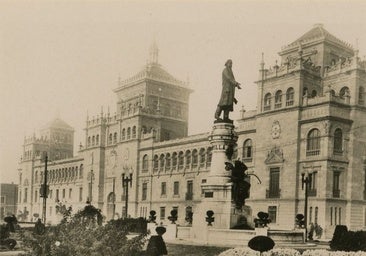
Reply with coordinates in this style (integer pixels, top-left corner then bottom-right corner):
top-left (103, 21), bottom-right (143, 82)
top-left (19, 205), bottom-right (148, 256)
top-left (330, 225), bottom-right (366, 251)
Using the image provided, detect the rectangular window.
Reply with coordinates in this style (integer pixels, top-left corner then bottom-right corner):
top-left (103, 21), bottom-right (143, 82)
top-left (335, 207), bottom-right (338, 225)
top-left (339, 208), bottom-right (342, 225)
top-left (62, 189), bottom-right (66, 199)
top-left (315, 207), bottom-right (318, 224)
top-left (267, 168), bottom-right (280, 198)
top-left (268, 206), bottom-right (277, 224)
top-left (142, 183), bottom-right (147, 201)
top-left (49, 190), bottom-right (53, 199)
top-left (161, 182), bottom-right (166, 196)
top-left (330, 207), bottom-right (333, 226)
top-left (35, 191), bottom-right (38, 202)
top-left (174, 181), bottom-right (180, 195)
top-left (56, 189), bottom-right (59, 201)
top-left (24, 188), bottom-right (28, 203)
top-left (0, 196), bottom-right (5, 204)
top-left (186, 180), bottom-right (193, 200)
top-left (160, 207), bottom-right (166, 220)
top-left (79, 188), bottom-right (83, 202)
top-left (173, 206), bottom-right (179, 219)
top-left (333, 172), bottom-right (340, 198)
top-left (69, 188), bottom-right (72, 199)
top-left (308, 172), bottom-right (317, 196)
top-left (49, 206), bottom-right (52, 216)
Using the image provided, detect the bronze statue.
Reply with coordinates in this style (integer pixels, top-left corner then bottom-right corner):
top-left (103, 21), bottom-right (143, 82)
top-left (225, 160), bottom-right (261, 209)
top-left (215, 59), bottom-right (241, 123)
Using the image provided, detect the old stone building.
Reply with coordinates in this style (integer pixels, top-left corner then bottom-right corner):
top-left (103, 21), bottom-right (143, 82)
top-left (17, 25), bottom-right (366, 237)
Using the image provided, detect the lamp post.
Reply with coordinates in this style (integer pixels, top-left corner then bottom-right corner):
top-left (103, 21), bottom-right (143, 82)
top-left (122, 169), bottom-right (133, 218)
top-left (40, 153), bottom-right (49, 224)
top-left (301, 170), bottom-right (312, 242)
top-left (87, 170), bottom-right (95, 203)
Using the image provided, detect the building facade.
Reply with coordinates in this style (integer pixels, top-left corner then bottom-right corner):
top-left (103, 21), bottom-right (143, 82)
top-left (1, 183), bottom-right (18, 220)
top-left (17, 25), bottom-right (366, 237)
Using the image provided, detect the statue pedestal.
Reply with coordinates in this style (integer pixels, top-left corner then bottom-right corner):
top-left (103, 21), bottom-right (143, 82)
top-left (193, 121), bottom-right (249, 240)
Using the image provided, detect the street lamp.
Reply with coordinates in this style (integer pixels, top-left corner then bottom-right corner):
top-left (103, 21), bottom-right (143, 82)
top-left (87, 170), bottom-right (95, 203)
top-left (301, 170), bottom-right (313, 242)
top-left (122, 168), bottom-right (133, 219)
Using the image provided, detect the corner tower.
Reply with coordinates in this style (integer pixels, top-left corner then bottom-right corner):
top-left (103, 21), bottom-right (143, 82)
top-left (114, 42), bottom-right (193, 142)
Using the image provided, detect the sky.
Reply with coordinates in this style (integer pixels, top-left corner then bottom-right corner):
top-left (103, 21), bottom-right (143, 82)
top-left (1, 0), bottom-right (366, 184)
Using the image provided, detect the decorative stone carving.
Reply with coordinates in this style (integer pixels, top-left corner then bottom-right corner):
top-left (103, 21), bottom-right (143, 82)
top-left (265, 146), bottom-right (284, 164)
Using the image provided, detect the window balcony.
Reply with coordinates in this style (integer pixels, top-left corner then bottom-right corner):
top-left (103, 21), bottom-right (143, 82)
top-left (185, 193), bottom-right (193, 200)
top-left (333, 189), bottom-right (340, 198)
top-left (308, 189), bottom-right (317, 197)
top-left (306, 150), bottom-right (320, 156)
top-left (266, 189), bottom-right (281, 198)
top-left (286, 100), bottom-right (294, 106)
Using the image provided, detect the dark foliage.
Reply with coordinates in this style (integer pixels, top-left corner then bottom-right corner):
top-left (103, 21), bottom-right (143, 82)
top-left (330, 226), bottom-right (366, 251)
top-left (248, 235), bottom-right (275, 252)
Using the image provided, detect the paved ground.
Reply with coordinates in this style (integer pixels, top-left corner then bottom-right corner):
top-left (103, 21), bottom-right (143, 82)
top-left (0, 240), bottom-right (330, 256)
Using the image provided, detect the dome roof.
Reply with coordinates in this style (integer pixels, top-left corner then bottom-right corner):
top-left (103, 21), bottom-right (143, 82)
top-left (43, 118), bottom-right (74, 131)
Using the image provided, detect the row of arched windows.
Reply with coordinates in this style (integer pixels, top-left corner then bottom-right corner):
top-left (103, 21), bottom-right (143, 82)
top-left (306, 128), bottom-right (343, 156)
top-left (35, 164), bottom-right (84, 184)
top-left (264, 87), bottom-right (294, 111)
top-left (87, 126), bottom-right (138, 147)
top-left (142, 147), bottom-right (213, 172)
top-left (87, 135), bottom-right (99, 147)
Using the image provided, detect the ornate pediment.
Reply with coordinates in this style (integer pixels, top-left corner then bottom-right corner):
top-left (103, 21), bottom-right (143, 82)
top-left (265, 146), bottom-right (285, 164)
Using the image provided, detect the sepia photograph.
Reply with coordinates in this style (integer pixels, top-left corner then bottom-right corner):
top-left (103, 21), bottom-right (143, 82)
top-left (1, 1), bottom-right (366, 255)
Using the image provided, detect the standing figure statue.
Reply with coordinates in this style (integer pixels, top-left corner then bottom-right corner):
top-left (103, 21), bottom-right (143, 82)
top-left (215, 59), bottom-right (241, 123)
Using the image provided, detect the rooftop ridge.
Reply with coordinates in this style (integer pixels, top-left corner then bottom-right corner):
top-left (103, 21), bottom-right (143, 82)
top-left (281, 25), bottom-right (354, 52)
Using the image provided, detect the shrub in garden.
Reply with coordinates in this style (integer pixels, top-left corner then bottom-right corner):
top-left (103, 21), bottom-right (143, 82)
top-left (218, 248), bottom-right (301, 256)
top-left (19, 204), bottom-right (148, 256)
top-left (330, 225), bottom-right (348, 251)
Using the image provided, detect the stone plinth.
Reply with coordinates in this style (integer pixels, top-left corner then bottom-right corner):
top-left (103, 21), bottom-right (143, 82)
top-left (192, 121), bottom-right (239, 240)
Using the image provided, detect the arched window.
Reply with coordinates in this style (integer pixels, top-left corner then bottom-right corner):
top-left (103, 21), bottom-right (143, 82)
top-left (132, 126), bottom-right (137, 138)
top-left (172, 152), bottom-right (178, 169)
top-left (207, 147), bottom-right (213, 167)
top-left (306, 128), bottom-right (321, 156)
top-left (243, 139), bottom-right (253, 160)
top-left (264, 93), bottom-right (271, 111)
top-left (303, 87), bottom-right (308, 96)
top-left (113, 133), bottom-right (117, 144)
top-left (185, 150), bottom-right (191, 168)
top-left (127, 127), bottom-right (131, 140)
top-left (275, 90), bottom-right (282, 109)
top-left (92, 136), bottom-right (95, 146)
top-left (108, 133), bottom-right (113, 145)
top-left (192, 149), bottom-right (198, 168)
top-left (199, 148), bottom-right (206, 167)
top-left (166, 153), bottom-right (171, 170)
top-left (311, 90), bottom-right (317, 98)
top-left (142, 155), bottom-right (149, 171)
top-left (35, 171), bottom-right (38, 183)
top-left (96, 135), bottom-right (99, 145)
top-left (79, 164), bottom-right (83, 178)
top-left (153, 155), bottom-right (159, 171)
top-left (339, 87), bottom-right (350, 99)
top-left (333, 128), bottom-right (343, 154)
top-left (122, 129), bottom-right (126, 140)
top-left (178, 151), bottom-right (184, 170)
top-left (159, 154), bottom-right (165, 171)
top-left (359, 86), bottom-right (365, 105)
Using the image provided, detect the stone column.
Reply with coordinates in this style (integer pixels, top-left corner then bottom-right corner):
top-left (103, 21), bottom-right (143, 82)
top-left (192, 121), bottom-right (239, 239)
